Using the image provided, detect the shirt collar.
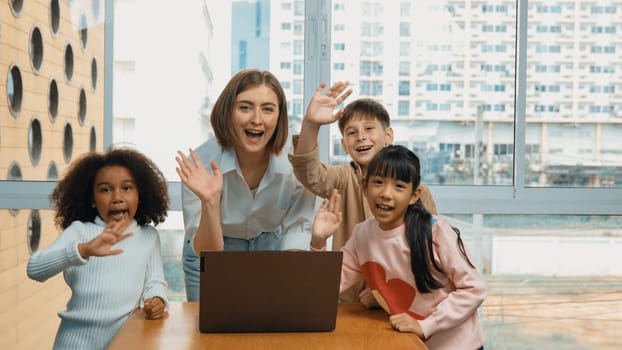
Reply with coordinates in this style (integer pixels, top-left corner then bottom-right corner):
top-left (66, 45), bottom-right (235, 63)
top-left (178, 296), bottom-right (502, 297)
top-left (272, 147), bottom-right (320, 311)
top-left (219, 146), bottom-right (239, 174)
top-left (220, 146), bottom-right (291, 176)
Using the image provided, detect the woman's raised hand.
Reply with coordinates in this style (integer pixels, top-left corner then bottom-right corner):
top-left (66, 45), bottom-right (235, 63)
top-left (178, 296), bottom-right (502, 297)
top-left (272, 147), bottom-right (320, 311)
top-left (175, 149), bottom-right (223, 205)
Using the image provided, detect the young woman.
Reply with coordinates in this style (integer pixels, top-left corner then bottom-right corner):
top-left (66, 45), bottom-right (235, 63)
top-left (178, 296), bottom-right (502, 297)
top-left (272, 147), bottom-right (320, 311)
top-left (312, 145), bottom-right (487, 350)
top-left (175, 68), bottom-right (318, 301)
top-left (27, 147), bottom-right (170, 350)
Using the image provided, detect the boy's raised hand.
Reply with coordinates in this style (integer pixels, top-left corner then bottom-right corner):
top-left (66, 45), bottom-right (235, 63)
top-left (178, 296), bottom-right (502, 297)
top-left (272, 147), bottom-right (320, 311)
top-left (176, 149), bottom-right (223, 205)
top-left (311, 189), bottom-right (342, 249)
top-left (304, 81), bottom-right (352, 126)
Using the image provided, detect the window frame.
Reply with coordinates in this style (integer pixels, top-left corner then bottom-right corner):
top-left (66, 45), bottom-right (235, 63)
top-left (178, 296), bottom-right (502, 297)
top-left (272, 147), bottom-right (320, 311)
top-left (0, 0), bottom-right (621, 215)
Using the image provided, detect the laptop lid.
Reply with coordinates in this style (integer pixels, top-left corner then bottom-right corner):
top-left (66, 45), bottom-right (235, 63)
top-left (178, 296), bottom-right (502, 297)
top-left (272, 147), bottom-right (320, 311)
top-left (199, 250), bottom-right (343, 333)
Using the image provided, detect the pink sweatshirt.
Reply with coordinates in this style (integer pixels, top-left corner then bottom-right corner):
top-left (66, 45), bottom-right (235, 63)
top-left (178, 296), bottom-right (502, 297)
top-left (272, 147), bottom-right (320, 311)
top-left (341, 216), bottom-right (486, 350)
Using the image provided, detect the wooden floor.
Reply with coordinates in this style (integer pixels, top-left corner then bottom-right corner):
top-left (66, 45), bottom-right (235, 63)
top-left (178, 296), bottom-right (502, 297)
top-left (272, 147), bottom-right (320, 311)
top-left (481, 276), bottom-right (622, 350)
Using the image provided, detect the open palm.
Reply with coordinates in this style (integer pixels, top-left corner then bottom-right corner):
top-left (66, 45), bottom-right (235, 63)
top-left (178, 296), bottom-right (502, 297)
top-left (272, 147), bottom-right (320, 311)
top-left (304, 81), bottom-right (352, 126)
top-left (176, 149), bottom-right (223, 204)
top-left (312, 189), bottom-right (342, 240)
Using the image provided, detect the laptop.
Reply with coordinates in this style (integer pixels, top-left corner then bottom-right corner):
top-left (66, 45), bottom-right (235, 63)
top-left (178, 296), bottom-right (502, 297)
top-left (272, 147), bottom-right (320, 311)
top-left (199, 250), bottom-right (343, 333)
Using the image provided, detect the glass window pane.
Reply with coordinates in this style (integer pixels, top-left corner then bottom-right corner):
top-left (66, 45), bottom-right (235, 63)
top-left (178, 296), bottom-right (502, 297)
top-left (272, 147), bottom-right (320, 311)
top-left (330, 1), bottom-right (517, 186)
top-left (113, 1), bottom-right (305, 179)
top-left (444, 213), bottom-right (622, 350)
top-left (526, 2), bottom-right (622, 188)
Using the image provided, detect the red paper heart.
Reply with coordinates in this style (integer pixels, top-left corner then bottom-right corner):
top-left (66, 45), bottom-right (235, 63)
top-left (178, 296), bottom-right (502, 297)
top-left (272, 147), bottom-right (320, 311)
top-left (362, 261), bottom-right (424, 320)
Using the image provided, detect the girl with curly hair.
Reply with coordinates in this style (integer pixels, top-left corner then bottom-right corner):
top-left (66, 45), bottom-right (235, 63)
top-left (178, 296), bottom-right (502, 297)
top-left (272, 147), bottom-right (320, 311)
top-left (27, 147), bottom-right (170, 350)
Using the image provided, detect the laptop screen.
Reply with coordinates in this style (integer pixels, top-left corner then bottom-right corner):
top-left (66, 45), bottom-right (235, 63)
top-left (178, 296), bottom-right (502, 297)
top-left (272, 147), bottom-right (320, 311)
top-left (199, 250), bottom-right (343, 333)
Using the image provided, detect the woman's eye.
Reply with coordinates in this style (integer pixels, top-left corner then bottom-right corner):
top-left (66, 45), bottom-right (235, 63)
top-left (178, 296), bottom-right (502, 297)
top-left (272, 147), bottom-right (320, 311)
top-left (262, 106), bottom-right (275, 113)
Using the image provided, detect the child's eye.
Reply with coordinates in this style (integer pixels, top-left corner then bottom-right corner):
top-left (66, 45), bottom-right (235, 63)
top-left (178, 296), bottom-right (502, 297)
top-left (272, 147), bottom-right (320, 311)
top-left (395, 181), bottom-right (409, 190)
top-left (365, 126), bottom-right (375, 131)
top-left (99, 187), bottom-right (111, 193)
top-left (347, 130), bottom-right (356, 136)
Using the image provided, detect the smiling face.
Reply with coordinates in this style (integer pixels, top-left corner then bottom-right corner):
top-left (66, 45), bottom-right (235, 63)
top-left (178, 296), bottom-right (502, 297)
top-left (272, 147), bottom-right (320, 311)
top-left (340, 115), bottom-right (393, 172)
top-left (231, 84), bottom-right (280, 157)
top-left (93, 165), bottom-right (138, 225)
top-left (364, 175), bottom-right (419, 230)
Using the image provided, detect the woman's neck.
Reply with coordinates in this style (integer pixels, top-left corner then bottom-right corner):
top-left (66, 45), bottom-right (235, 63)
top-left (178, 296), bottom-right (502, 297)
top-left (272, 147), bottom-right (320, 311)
top-left (236, 148), bottom-right (270, 190)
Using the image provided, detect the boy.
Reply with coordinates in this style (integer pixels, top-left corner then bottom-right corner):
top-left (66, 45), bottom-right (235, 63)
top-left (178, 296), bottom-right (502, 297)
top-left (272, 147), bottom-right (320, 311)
top-left (288, 82), bottom-right (438, 302)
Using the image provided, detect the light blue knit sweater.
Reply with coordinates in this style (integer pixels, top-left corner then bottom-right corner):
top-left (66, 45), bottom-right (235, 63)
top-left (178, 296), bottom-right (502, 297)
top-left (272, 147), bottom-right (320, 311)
top-left (27, 217), bottom-right (168, 349)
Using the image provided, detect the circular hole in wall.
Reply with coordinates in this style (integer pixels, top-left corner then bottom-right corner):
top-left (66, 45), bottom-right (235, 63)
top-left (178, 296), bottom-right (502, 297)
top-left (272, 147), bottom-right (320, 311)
top-left (29, 117), bottom-right (43, 166)
top-left (89, 126), bottom-right (97, 152)
top-left (47, 161), bottom-right (58, 180)
top-left (63, 123), bottom-right (74, 163)
top-left (30, 26), bottom-right (44, 73)
top-left (49, 78), bottom-right (59, 121)
top-left (7, 65), bottom-right (23, 117)
top-left (7, 162), bottom-right (23, 216)
top-left (50, 0), bottom-right (60, 36)
top-left (28, 210), bottom-right (42, 253)
top-left (10, 0), bottom-right (24, 16)
top-left (79, 14), bottom-right (88, 50)
top-left (64, 43), bottom-right (74, 82)
top-left (78, 88), bottom-right (87, 125)
top-left (91, 57), bottom-right (98, 90)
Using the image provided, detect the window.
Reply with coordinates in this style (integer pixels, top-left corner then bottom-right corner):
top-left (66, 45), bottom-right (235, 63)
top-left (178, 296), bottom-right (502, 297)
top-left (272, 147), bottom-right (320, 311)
top-left (397, 100), bottom-right (409, 116)
top-left (1, 3), bottom-right (621, 349)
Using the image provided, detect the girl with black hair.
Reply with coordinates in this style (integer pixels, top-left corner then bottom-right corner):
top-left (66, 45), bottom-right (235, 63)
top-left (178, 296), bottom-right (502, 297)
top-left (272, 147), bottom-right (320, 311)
top-left (312, 144), bottom-right (486, 350)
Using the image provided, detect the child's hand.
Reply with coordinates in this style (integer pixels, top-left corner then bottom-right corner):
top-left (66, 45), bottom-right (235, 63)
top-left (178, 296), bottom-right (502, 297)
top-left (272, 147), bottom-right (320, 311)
top-left (311, 189), bottom-right (342, 249)
top-left (176, 149), bottom-right (223, 205)
top-left (389, 313), bottom-right (424, 338)
top-left (303, 81), bottom-right (352, 127)
top-left (143, 297), bottom-right (166, 320)
top-left (78, 217), bottom-right (133, 259)
top-left (358, 288), bottom-right (381, 309)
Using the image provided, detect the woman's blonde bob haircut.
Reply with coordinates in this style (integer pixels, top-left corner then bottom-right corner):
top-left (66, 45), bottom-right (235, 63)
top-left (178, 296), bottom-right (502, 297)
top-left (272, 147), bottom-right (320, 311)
top-left (210, 68), bottom-right (289, 155)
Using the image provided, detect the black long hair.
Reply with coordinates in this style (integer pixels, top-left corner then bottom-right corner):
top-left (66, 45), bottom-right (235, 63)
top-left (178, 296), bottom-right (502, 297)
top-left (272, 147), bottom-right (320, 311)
top-left (365, 145), bottom-right (473, 293)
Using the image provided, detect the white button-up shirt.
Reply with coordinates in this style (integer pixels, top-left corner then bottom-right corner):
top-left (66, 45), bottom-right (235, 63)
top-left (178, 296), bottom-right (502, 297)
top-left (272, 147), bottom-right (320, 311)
top-left (181, 138), bottom-right (316, 253)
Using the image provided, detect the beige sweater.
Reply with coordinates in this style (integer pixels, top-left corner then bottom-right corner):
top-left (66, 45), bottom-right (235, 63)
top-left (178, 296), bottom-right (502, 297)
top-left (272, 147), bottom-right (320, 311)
top-left (288, 144), bottom-right (438, 301)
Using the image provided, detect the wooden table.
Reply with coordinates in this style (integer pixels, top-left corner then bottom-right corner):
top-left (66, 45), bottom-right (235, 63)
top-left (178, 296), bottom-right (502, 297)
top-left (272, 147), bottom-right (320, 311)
top-left (109, 302), bottom-right (428, 350)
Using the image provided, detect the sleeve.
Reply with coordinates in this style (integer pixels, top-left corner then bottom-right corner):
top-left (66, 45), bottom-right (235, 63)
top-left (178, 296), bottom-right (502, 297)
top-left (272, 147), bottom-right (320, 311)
top-left (140, 228), bottom-right (170, 310)
top-left (338, 226), bottom-right (364, 293)
top-left (288, 143), bottom-right (350, 199)
top-left (181, 180), bottom-right (202, 255)
top-left (279, 176), bottom-right (317, 251)
top-left (26, 222), bottom-right (88, 282)
top-left (418, 218), bottom-right (487, 338)
top-left (418, 183), bottom-right (438, 215)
